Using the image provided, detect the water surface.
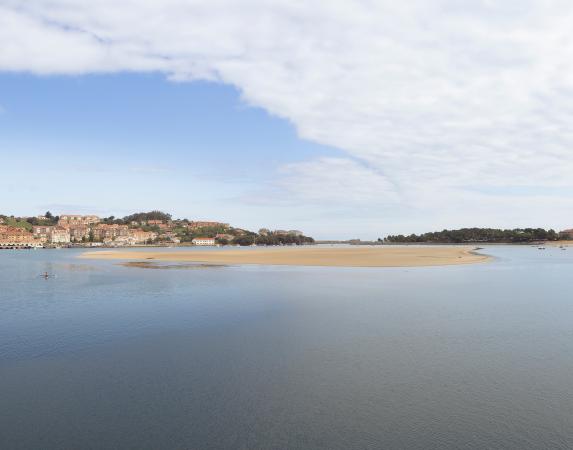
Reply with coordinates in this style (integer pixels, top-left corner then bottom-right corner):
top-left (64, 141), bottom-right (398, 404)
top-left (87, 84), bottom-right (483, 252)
top-left (1, 246), bottom-right (573, 449)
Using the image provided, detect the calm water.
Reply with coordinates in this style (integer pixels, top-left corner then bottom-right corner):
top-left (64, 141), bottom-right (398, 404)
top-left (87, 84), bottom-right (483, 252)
top-left (1, 246), bottom-right (573, 449)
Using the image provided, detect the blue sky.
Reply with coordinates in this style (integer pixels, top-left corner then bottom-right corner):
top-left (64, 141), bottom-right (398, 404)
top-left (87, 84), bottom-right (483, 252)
top-left (2, 1), bottom-right (573, 238)
top-left (0, 73), bottom-right (352, 237)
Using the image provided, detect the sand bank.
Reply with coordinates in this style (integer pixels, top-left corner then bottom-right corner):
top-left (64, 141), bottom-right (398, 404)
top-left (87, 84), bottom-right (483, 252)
top-left (80, 246), bottom-right (490, 268)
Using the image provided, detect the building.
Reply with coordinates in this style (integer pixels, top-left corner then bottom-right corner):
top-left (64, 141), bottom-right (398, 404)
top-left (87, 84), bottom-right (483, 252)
top-left (67, 225), bottom-right (91, 242)
top-left (192, 237), bottom-right (216, 246)
top-left (147, 220), bottom-right (164, 226)
top-left (560, 229), bottom-right (573, 239)
top-left (33, 225), bottom-right (72, 244)
top-left (58, 215), bottom-right (100, 226)
top-left (162, 232), bottom-right (181, 244)
top-left (188, 221), bottom-right (229, 230)
top-left (129, 229), bottom-right (157, 244)
top-left (0, 226), bottom-right (42, 248)
top-left (107, 235), bottom-right (137, 246)
top-left (215, 233), bottom-right (234, 241)
top-left (50, 226), bottom-right (71, 244)
top-left (33, 225), bottom-right (53, 242)
top-left (92, 224), bottom-right (129, 241)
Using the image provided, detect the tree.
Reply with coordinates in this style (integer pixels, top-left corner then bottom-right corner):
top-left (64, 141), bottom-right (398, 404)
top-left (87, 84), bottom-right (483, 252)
top-left (234, 235), bottom-right (255, 246)
top-left (123, 211), bottom-right (172, 223)
top-left (385, 228), bottom-right (561, 244)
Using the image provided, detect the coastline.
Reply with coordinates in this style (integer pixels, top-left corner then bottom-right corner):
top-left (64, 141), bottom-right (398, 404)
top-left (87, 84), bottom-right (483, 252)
top-left (544, 240), bottom-right (572, 247)
top-left (80, 246), bottom-right (491, 268)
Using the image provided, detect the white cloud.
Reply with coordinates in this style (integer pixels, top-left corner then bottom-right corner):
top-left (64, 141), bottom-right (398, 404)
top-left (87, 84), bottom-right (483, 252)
top-left (2, 0), bottom-right (573, 234)
top-left (279, 158), bottom-right (399, 206)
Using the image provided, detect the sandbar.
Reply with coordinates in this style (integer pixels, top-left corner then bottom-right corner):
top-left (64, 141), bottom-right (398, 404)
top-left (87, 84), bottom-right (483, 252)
top-left (80, 246), bottom-right (490, 268)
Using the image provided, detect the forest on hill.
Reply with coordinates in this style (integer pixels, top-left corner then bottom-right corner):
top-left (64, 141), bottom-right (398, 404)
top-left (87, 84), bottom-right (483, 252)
top-left (384, 228), bottom-right (564, 244)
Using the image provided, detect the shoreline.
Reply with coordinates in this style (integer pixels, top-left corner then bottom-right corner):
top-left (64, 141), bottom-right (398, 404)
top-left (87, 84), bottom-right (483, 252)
top-left (80, 246), bottom-right (491, 268)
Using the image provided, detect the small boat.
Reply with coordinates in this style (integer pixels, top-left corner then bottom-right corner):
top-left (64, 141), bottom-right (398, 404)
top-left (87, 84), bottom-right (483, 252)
top-left (538, 247), bottom-right (546, 250)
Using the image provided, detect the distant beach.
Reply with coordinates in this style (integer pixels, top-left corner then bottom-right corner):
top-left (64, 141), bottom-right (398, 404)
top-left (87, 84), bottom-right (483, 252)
top-left (80, 246), bottom-right (490, 267)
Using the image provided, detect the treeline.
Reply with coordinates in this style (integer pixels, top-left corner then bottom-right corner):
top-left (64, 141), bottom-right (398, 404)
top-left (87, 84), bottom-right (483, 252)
top-left (178, 225), bottom-right (233, 243)
top-left (233, 234), bottom-right (315, 246)
top-left (385, 228), bottom-right (563, 244)
top-left (121, 211), bottom-right (172, 224)
top-left (22, 211), bottom-right (59, 226)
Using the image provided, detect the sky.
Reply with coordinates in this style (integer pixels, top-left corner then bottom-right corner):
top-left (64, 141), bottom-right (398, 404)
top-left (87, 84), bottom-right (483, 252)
top-left (1, 0), bottom-right (573, 239)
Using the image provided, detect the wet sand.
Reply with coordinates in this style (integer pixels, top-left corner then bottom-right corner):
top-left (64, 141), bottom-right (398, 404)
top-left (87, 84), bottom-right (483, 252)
top-left (80, 246), bottom-right (490, 268)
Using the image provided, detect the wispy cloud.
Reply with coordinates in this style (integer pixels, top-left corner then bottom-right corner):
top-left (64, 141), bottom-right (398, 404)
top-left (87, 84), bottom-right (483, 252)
top-left (3, 1), bottom-right (573, 231)
top-left (279, 158), bottom-right (399, 206)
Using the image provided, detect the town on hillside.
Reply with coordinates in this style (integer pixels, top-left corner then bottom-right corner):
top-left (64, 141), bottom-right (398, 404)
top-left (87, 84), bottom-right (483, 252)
top-left (0, 211), bottom-right (314, 249)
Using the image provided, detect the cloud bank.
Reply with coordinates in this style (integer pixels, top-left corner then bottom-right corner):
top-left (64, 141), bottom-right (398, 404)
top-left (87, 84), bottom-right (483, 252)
top-left (2, 0), bottom-right (573, 233)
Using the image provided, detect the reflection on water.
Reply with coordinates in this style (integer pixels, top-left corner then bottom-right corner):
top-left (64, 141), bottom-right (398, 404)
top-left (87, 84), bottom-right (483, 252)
top-left (53, 262), bottom-right (100, 271)
top-left (1, 247), bottom-right (573, 450)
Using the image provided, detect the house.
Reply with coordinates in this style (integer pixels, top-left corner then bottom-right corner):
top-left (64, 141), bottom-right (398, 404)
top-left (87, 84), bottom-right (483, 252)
top-left (58, 215), bottom-right (100, 226)
top-left (92, 224), bottom-right (129, 241)
top-left (192, 237), bottom-right (216, 246)
top-left (67, 225), bottom-right (91, 242)
top-left (215, 233), bottom-right (234, 241)
top-left (129, 229), bottom-right (157, 244)
top-left (1, 226), bottom-right (43, 247)
top-left (33, 225), bottom-right (71, 244)
top-left (147, 220), bottom-right (164, 226)
top-left (0, 226), bottom-right (41, 247)
top-left (33, 225), bottom-right (53, 242)
top-left (560, 229), bottom-right (573, 240)
top-left (162, 232), bottom-right (181, 244)
top-left (108, 236), bottom-right (137, 246)
top-left (50, 226), bottom-right (71, 244)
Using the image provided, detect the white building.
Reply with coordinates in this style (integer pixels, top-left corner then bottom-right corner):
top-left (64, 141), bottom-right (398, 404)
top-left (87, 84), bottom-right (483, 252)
top-left (192, 237), bottom-right (216, 246)
top-left (50, 226), bottom-right (71, 244)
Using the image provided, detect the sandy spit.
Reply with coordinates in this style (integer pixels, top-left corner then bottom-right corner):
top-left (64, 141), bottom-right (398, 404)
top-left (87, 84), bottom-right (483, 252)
top-left (79, 246), bottom-right (490, 268)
